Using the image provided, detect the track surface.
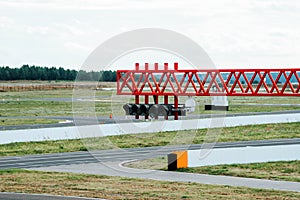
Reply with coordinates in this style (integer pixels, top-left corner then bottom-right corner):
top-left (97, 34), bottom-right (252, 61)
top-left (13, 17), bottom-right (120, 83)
top-left (29, 138), bottom-right (300, 193)
top-left (1, 138), bottom-right (300, 193)
top-left (0, 138), bottom-right (300, 200)
top-left (0, 193), bottom-right (102, 200)
top-left (1, 111), bottom-right (300, 198)
top-left (1, 109), bottom-right (300, 130)
top-left (1, 138), bottom-right (300, 169)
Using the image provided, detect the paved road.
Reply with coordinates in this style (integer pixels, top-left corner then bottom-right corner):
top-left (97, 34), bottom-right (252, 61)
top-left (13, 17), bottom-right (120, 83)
top-left (37, 162), bottom-right (300, 193)
top-left (0, 193), bottom-right (102, 200)
top-left (1, 138), bottom-right (300, 169)
top-left (1, 109), bottom-right (300, 130)
top-left (1, 138), bottom-right (300, 193)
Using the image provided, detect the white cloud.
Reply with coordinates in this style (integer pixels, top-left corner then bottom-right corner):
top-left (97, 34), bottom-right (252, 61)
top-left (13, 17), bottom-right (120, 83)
top-left (0, 0), bottom-right (300, 68)
top-left (64, 42), bottom-right (90, 52)
top-left (0, 0), bottom-right (178, 11)
top-left (52, 23), bottom-right (85, 38)
top-left (25, 25), bottom-right (49, 35)
top-left (0, 16), bottom-right (14, 29)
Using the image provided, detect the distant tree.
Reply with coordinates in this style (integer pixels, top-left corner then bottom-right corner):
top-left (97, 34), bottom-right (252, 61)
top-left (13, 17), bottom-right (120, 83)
top-left (98, 70), bottom-right (116, 82)
top-left (0, 65), bottom-right (117, 82)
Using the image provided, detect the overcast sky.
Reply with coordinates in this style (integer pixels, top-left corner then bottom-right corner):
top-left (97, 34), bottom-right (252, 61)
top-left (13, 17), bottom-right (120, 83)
top-left (0, 0), bottom-right (300, 70)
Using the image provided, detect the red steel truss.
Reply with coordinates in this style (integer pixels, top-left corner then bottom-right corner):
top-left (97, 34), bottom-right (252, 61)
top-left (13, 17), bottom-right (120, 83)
top-left (117, 63), bottom-right (300, 97)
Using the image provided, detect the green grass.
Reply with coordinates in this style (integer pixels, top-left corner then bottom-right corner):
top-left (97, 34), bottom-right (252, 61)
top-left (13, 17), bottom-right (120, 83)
top-left (0, 122), bottom-right (299, 157)
top-left (0, 118), bottom-right (59, 126)
top-left (0, 100), bottom-right (73, 117)
top-left (175, 160), bottom-right (300, 182)
top-left (126, 159), bottom-right (300, 182)
top-left (0, 88), bottom-right (115, 124)
top-left (0, 169), bottom-right (299, 199)
top-left (0, 87), bottom-right (114, 99)
top-left (222, 105), bottom-right (300, 113)
top-left (0, 89), bottom-right (74, 99)
top-left (186, 95), bottom-right (300, 115)
top-left (0, 89), bottom-right (117, 117)
top-left (229, 96), bottom-right (300, 105)
top-left (0, 89), bottom-right (300, 117)
top-left (0, 88), bottom-right (299, 127)
top-left (0, 139), bottom-right (88, 156)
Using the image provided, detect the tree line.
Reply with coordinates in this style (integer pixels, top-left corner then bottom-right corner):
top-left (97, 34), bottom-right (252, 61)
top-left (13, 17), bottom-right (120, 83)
top-left (0, 65), bottom-right (117, 82)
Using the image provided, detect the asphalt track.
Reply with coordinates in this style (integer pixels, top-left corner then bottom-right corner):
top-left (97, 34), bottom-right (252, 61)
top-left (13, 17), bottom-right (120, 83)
top-left (1, 111), bottom-right (300, 199)
top-left (32, 141), bottom-right (300, 193)
top-left (2, 82), bottom-right (300, 199)
top-left (1, 138), bottom-right (300, 169)
top-left (0, 193), bottom-right (103, 200)
top-left (1, 109), bottom-right (300, 130)
top-left (1, 138), bottom-right (300, 194)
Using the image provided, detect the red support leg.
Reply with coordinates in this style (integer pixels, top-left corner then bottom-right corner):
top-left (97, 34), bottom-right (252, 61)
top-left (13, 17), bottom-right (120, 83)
top-left (164, 95), bottom-right (168, 120)
top-left (174, 62), bottom-right (178, 71)
top-left (164, 63), bottom-right (168, 70)
top-left (135, 95), bottom-right (139, 119)
top-left (145, 95), bottom-right (149, 120)
top-left (135, 63), bottom-right (139, 70)
top-left (154, 95), bottom-right (158, 119)
top-left (154, 63), bottom-right (159, 71)
top-left (174, 95), bottom-right (178, 120)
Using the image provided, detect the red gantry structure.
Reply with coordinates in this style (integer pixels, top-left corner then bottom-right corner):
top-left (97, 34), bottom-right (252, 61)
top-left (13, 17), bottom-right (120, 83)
top-left (117, 63), bottom-right (300, 120)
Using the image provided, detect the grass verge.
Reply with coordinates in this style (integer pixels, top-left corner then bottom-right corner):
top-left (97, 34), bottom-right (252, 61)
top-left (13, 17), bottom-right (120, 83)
top-left (176, 160), bottom-right (300, 182)
top-left (0, 122), bottom-right (300, 157)
top-left (1, 89), bottom-right (300, 117)
top-left (126, 158), bottom-right (300, 182)
top-left (0, 118), bottom-right (59, 126)
top-left (0, 169), bottom-right (299, 200)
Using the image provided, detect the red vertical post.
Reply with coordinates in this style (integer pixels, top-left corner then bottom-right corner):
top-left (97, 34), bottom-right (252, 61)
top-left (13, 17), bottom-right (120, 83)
top-left (174, 62), bottom-right (178, 71)
top-left (116, 71), bottom-right (120, 94)
top-left (154, 63), bottom-right (159, 119)
top-left (135, 95), bottom-right (139, 119)
top-left (145, 95), bottom-right (149, 120)
top-left (154, 95), bottom-right (158, 120)
top-left (164, 95), bottom-right (168, 120)
top-left (154, 96), bottom-right (158, 104)
top-left (135, 63), bottom-right (139, 70)
top-left (154, 63), bottom-right (159, 71)
top-left (174, 95), bottom-right (178, 120)
top-left (145, 63), bottom-right (149, 71)
top-left (133, 63), bottom-right (139, 93)
top-left (164, 63), bottom-right (168, 71)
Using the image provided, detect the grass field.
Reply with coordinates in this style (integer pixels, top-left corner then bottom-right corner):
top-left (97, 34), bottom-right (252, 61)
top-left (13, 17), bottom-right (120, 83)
top-left (0, 169), bottom-right (299, 200)
top-left (0, 89), bottom-right (114, 117)
top-left (0, 122), bottom-right (299, 157)
top-left (0, 87), bottom-right (300, 126)
top-left (1, 84), bottom-right (300, 198)
top-left (0, 118), bottom-right (59, 126)
top-left (126, 158), bottom-right (300, 182)
top-left (175, 160), bottom-right (300, 182)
